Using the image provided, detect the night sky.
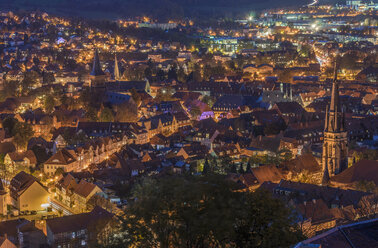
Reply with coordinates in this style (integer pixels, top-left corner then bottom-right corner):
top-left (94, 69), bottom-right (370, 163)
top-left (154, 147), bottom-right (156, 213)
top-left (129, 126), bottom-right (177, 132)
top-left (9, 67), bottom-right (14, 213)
top-left (0, 0), bottom-right (339, 19)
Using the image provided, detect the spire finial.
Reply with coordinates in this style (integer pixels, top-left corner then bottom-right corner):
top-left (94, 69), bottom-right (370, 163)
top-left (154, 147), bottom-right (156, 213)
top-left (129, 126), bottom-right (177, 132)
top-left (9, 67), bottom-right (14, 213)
top-left (324, 105), bottom-right (329, 131)
top-left (329, 61), bottom-right (340, 113)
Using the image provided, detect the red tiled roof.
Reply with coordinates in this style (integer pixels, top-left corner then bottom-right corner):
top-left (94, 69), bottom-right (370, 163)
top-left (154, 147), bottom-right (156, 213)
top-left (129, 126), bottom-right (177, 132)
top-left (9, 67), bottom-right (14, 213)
top-left (45, 149), bottom-right (77, 165)
top-left (46, 206), bottom-right (113, 234)
top-left (331, 160), bottom-right (378, 185)
top-left (251, 165), bottom-right (284, 184)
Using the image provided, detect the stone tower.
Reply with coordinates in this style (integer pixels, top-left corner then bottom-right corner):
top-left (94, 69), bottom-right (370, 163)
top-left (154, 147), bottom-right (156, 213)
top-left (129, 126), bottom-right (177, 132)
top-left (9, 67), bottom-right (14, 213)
top-left (90, 49), bottom-right (107, 88)
top-left (321, 66), bottom-right (348, 185)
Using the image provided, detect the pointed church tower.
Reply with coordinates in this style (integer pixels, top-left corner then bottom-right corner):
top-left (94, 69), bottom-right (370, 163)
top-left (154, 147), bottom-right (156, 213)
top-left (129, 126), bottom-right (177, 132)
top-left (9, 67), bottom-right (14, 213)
top-left (90, 49), bottom-right (107, 88)
top-left (114, 53), bottom-right (120, 81)
top-left (321, 63), bottom-right (348, 185)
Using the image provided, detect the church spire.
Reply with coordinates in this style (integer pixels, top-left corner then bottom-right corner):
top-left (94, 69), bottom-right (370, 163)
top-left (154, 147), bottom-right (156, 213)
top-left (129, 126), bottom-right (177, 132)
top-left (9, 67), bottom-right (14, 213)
top-left (329, 63), bottom-right (340, 112)
top-left (90, 48), bottom-right (105, 76)
top-left (324, 105), bottom-right (329, 131)
top-left (114, 53), bottom-right (120, 81)
top-left (327, 62), bottom-right (343, 132)
top-left (322, 60), bottom-right (348, 178)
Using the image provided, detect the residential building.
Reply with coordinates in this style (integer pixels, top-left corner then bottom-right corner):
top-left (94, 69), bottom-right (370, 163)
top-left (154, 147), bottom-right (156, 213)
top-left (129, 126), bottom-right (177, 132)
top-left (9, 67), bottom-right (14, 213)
top-left (46, 206), bottom-right (114, 248)
top-left (9, 172), bottom-right (49, 211)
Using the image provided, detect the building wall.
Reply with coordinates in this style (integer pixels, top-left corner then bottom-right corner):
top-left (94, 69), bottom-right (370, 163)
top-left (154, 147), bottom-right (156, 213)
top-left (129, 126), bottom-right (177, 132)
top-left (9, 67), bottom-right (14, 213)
top-left (0, 194), bottom-right (7, 215)
top-left (18, 182), bottom-right (49, 211)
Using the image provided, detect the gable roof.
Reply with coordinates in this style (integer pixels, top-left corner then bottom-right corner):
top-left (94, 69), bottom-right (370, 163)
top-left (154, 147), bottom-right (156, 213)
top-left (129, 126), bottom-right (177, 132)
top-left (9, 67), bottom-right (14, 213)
top-left (331, 160), bottom-right (378, 186)
top-left (284, 153), bottom-right (321, 173)
top-left (250, 165), bottom-right (284, 184)
top-left (46, 206), bottom-right (113, 234)
top-left (10, 171), bottom-right (47, 198)
top-left (7, 150), bottom-right (37, 164)
top-left (74, 180), bottom-right (99, 198)
top-left (0, 218), bottom-right (30, 239)
top-left (45, 149), bottom-right (77, 165)
top-left (0, 237), bottom-right (16, 248)
top-left (295, 218), bottom-right (378, 248)
top-left (58, 173), bottom-right (77, 190)
top-left (274, 101), bottom-right (305, 115)
top-left (0, 142), bottom-right (16, 154)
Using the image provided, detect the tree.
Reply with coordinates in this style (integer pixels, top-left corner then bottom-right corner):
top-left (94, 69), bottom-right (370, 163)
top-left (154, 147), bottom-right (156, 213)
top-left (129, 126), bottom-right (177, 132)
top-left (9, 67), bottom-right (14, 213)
top-left (238, 164), bottom-right (245, 174)
top-left (167, 67), bottom-right (177, 80)
top-left (55, 167), bottom-right (65, 176)
top-left (339, 52), bottom-right (359, 70)
top-left (79, 87), bottom-right (104, 110)
top-left (31, 145), bottom-right (49, 164)
top-left (177, 67), bottom-right (187, 82)
top-left (232, 189), bottom-right (304, 247)
top-left (264, 120), bottom-right (287, 135)
top-left (203, 159), bottom-right (210, 174)
top-left (43, 72), bottom-right (55, 85)
top-left (2, 117), bottom-right (17, 137)
top-left (114, 101), bottom-right (138, 122)
top-left (246, 162), bottom-right (251, 172)
top-left (44, 94), bottom-right (56, 113)
top-left (201, 95), bottom-right (216, 108)
top-left (230, 163), bottom-right (237, 173)
top-left (12, 122), bottom-right (34, 151)
top-left (189, 106), bottom-right (201, 120)
top-left (130, 88), bottom-right (142, 106)
top-left (355, 180), bottom-right (377, 193)
top-left (21, 71), bottom-right (39, 95)
top-left (1, 80), bottom-right (19, 98)
top-left (108, 174), bottom-right (304, 248)
top-left (99, 107), bottom-right (114, 122)
top-left (155, 87), bottom-right (175, 102)
top-left (278, 70), bottom-right (293, 84)
top-left (85, 107), bottom-right (98, 122)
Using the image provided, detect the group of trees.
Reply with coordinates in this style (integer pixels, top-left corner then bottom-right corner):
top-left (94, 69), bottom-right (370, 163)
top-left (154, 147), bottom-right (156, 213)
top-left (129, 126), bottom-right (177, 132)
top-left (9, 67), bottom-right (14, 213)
top-left (107, 174), bottom-right (304, 248)
top-left (248, 149), bottom-right (293, 167)
top-left (2, 117), bottom-right (34, 150)
top-left (79, 87), bottom-right (141, 123)
top-left (1, 71), bottom-right (40, 100)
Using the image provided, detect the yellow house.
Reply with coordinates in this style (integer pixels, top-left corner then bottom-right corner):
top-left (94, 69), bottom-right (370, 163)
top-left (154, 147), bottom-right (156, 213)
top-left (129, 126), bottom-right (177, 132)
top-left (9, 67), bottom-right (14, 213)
top-left (4, 150), bottom-right (37, 176)
top-left (73, 180), bottom-right (103, 213)
top-left (56, 174), bottom-right (103, 213)
top-left (10, 171), bottom-right (49, 211)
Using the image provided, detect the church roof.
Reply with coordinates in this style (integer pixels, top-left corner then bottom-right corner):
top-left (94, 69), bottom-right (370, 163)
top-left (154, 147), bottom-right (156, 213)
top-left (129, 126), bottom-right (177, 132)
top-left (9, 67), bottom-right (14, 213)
top-left (90, 49), bottom-right (105, 76)
top-left (331, 160), bottom-right (378, 186)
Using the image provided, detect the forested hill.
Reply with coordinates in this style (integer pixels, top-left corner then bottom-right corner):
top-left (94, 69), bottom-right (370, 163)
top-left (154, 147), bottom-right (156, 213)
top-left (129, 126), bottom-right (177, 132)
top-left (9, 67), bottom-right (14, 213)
top-left (1, 0), bottom-right (340, 20)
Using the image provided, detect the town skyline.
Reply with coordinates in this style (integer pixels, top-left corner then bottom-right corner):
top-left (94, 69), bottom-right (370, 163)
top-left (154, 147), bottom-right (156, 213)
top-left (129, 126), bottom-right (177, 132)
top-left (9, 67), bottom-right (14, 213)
top-left (0, 1), bottom-right (376, 247)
